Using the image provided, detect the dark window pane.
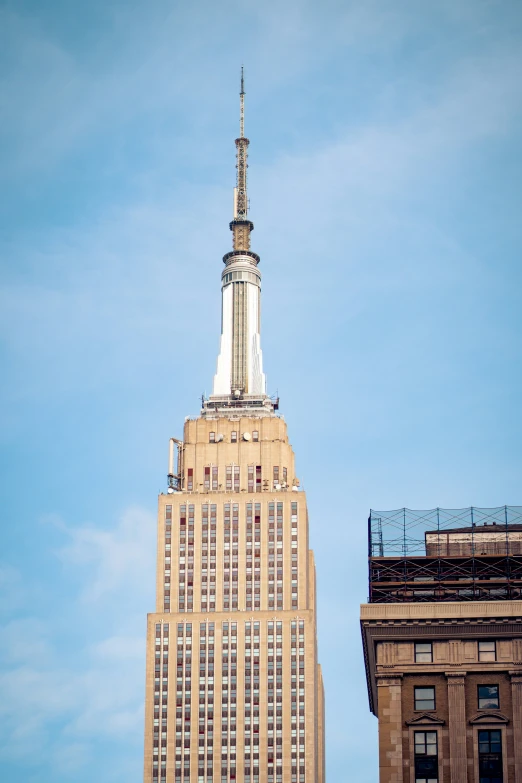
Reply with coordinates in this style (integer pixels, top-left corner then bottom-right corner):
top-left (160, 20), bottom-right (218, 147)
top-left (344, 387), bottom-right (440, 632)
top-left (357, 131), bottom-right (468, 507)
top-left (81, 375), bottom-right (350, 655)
top-left (478, 685), bottom-right (499, 710)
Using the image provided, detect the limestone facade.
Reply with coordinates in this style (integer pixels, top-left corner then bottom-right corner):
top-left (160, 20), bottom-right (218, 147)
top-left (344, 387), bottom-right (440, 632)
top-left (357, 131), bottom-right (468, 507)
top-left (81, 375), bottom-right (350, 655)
top-left (144, 415), bottom-right (324, 783)
top-left (361, 601), bottom-right (522, 783)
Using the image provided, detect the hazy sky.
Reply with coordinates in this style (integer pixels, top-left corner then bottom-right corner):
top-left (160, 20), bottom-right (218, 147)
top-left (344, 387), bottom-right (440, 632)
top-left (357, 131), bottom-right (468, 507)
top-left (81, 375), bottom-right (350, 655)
top-left (1, 1), bottom-right (521, 781)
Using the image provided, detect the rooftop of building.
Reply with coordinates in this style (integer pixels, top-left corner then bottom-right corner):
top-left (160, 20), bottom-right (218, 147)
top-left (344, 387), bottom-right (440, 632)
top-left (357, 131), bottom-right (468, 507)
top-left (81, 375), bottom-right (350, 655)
top-left (368, 506), bottom-right (522, 604)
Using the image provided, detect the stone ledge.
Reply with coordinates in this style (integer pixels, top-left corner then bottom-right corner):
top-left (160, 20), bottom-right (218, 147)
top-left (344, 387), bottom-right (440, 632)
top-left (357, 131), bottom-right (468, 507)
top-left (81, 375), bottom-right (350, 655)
top-left (361, 601), bottom-right (522, 621)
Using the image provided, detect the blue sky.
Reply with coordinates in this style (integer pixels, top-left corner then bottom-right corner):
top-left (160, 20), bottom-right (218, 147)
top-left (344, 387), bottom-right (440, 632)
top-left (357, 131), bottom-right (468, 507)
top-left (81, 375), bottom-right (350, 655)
top-left (1, 0), bottom-right (521, 781)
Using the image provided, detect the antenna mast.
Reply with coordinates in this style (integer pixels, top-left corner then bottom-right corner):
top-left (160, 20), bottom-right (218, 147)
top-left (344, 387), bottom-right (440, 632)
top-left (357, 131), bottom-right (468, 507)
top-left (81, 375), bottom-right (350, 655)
top-left (240, 65), bottom-right (245, 138)
top-left (234, 67), bottom-right (249, 223)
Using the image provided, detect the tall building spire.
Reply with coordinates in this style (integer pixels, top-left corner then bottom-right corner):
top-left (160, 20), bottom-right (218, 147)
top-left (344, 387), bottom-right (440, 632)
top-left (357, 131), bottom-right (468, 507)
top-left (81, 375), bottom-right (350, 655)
top-left (232, 66), bottom-right (251, 249)
top-left (205, 70), bottom-right (275, 415)
top-left (143, 66), bottom-right (324, 783)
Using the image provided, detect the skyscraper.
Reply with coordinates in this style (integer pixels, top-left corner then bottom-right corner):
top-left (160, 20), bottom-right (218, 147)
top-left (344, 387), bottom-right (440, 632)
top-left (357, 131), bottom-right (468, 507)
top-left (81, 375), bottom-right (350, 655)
top-left (143, 72), bottom-right (325, 783)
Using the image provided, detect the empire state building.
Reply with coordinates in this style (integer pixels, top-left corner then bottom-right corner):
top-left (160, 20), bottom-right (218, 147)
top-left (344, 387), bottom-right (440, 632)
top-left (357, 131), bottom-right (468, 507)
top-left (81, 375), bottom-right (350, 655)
top-left (143, 72), bottom-right (325, 783)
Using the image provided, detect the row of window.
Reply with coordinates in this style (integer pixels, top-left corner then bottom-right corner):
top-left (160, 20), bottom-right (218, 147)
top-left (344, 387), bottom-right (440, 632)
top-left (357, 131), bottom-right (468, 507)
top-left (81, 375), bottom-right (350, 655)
top-left (167, 503), bottom-right (300, 614)
top-left (187, 465), bottom-right (289, 492)
top-left (413, 729), bottom-right (503, 783)
top-left (222, 269), bottom-right (259, 286)
top-left (154, 621), bottom-right (306, 783)
top-left (414, 640), bottom-right (497, 663)
top-left (414, 684), bottom-right (500, 711)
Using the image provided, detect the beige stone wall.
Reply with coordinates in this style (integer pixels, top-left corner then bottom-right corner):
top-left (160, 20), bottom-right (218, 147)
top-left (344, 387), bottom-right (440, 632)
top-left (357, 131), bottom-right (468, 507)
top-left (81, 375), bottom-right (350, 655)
top-left (182, 416), bottom-right (297, 493)
top-left (144, 414), bottom-right (324, 783)
top-left (376, 675), bottom-right (403, 783)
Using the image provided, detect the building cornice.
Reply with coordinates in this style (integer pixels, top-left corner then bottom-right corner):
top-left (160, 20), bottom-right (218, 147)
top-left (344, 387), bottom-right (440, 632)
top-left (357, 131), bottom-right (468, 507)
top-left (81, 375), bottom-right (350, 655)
top-left (360, 601), bottom-right (522, 716)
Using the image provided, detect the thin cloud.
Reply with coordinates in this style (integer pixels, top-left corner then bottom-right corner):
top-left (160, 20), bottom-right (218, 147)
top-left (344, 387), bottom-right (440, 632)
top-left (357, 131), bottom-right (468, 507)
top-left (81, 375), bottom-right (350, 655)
top-left (56, 506), bottom-right (155, 601)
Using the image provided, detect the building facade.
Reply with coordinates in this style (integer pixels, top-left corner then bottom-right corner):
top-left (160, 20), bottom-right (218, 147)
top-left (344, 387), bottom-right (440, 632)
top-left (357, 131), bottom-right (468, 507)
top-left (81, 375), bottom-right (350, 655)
top-left (361, 506), bottom-right (522, 783)
top-left (143, 74), bottom-right (325, 783)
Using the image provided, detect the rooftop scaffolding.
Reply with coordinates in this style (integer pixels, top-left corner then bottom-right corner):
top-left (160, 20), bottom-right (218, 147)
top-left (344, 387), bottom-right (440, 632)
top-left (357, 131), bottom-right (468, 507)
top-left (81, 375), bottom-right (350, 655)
top-left (368, 506), bottom-right (522, 603)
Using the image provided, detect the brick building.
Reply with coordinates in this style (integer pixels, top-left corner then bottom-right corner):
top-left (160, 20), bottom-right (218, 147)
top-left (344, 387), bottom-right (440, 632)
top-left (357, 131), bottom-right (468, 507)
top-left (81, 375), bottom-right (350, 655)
top-left (361, 506), bottom-right (522, 783)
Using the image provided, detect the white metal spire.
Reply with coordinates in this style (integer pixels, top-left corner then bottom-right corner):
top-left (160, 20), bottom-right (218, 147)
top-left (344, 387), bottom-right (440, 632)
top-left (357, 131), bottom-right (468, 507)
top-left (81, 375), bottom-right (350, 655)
top-left (205, 70), bottom-right (274, 414)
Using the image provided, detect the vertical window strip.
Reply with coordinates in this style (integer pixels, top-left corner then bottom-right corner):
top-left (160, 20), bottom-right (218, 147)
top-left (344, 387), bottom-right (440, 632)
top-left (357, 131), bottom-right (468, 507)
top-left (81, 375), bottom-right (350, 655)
top-left (291, 620), bottom-right (298, 783)
top-left (210, 505), bottom-right (217, 612)
top-left (212, 466), bottom-right (218, 490)
top-left (244, 622), bottom-right (252, 783)
top-left (232, 504), bottom-right (239, 610)
top-left (291, 502), bottom-right (298, 609)
top-left (184, 623), bottom-right (193, 780)
top-left (207, 623), bottom-right (215, 781)
top-left (187, 505), bottom-right (195, 612)
top-left (179, 505), bottom-right (186, 612)
top-left (198, 622), bottom-right (215, 783)
top-left (298, 620), bottom-right (305, 780)
top-left (230, 624), bottom-right (237, 781)
top-left (268, 503), bottom-right (275, 609)
top-left (251, 622), bottom-right (260, 781)
top-left (276, 621), bottom-right (283, 782)
top-left (254, 504), bottom-right (261, 610)
top-left (267, 621), bottom-right (274, 782)
top-left (221, 622), bottom-right (230, 783)
top-left (164, 506), bottom-right (172, 612)
top-left (201, 505), bottom-right (209, 612)
top-left (276, 504), bottom-right (283, 610)
top-left (223, 504), bottom-right (231, 610)
top-left (175, 622), bottom-right (192, 781)
top-left (160, 623), bottom-right (169, 781)
top-left (246, 504), bottom-right (253, 610)
top-left (153, 623), bottom-right (162, 780)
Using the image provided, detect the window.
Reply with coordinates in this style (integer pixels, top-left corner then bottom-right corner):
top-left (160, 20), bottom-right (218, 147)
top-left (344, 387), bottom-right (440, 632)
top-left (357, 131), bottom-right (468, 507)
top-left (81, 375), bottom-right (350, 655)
top-left (209, 432), bottom-right (216, 443)
top-left (187, 468), bottom-right (193, 491)
top-left (414, 731), bottom-right (438, 783)
top-left (478, 685), bottom-right (499, 710)
top-left (478, 729), bottom-right (503, 782)
top-left (252, 431), bottom-right (259, 442)
top-left (414, 687), bottom-right (435, 711)
top-left (231, 431), bottom-right (237, 443)
top-left (415, 643), bottom-right (433, 663)
top-left (479, 641), bottom-right (496, 662)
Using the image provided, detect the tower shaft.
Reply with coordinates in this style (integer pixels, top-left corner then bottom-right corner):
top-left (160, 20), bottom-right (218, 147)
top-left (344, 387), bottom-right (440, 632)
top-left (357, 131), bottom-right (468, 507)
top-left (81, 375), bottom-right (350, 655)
top-left (144, 417), bottom-right (325, 783)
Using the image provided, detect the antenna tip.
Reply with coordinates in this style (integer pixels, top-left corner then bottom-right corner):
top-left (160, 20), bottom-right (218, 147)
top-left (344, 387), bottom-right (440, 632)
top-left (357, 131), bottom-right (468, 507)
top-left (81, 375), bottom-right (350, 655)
top-left (240, 65), bottom-right (245, 95)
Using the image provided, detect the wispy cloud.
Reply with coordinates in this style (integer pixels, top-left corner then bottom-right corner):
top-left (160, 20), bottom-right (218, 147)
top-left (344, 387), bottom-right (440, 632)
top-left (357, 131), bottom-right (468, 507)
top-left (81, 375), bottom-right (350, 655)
top-left (57, 506), bottom-right (155, 601)
top-left (0, 505), bottom-right (153, 778)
